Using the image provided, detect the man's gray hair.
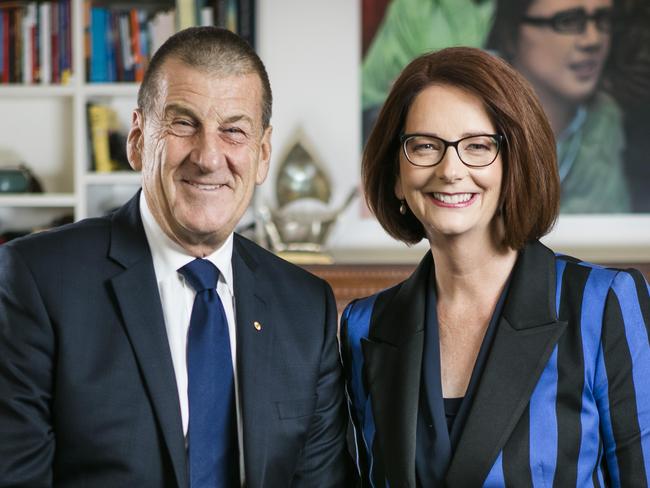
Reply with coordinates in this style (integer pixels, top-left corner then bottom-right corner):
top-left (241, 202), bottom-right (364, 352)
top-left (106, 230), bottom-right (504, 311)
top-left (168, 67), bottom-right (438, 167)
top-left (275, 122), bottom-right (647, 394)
top-left (138, 26), bottom-right (272, 128)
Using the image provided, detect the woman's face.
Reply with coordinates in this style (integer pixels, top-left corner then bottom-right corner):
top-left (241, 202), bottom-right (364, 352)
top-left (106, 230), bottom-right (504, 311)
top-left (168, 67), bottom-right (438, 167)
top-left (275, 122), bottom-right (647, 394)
top-left (394, 84), bottom-right (503, 245)
top-left (512, 0), bottom-right (613, 103)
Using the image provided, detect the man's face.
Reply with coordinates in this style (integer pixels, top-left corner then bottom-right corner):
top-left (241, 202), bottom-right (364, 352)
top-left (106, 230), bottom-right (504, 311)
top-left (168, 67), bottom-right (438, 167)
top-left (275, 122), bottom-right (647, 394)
top-left (128, 58), bottom-right (271, 256)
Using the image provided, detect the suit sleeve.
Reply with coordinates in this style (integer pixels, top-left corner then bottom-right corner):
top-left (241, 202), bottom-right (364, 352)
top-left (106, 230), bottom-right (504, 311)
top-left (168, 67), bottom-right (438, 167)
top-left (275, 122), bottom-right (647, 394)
top-left (596, 268), bottom-right (650, 486)
top-left (290, 282), bottom-right (353, 487)
top-left (0, 244), bottom-right (55, 487)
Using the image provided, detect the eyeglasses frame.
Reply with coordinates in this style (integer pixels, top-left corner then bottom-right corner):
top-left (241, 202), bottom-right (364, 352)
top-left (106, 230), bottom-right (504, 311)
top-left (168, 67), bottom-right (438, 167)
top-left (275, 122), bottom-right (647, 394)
top-left (521, 7), bottom-right (615, 35)
top-left (399, 132), bottom-right (505, 168)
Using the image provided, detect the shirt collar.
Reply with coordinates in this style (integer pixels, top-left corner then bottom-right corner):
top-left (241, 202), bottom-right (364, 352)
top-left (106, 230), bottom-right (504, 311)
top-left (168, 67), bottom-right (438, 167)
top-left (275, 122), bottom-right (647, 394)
top-left (139, 192), bottom-right (234, 294)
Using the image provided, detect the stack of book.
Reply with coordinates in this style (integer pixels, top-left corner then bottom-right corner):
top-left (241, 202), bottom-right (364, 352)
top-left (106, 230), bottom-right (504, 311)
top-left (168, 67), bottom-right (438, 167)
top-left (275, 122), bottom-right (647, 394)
top-left (86, 0), bottom-right (255, 84)
top-left (0, 0), bottom-right (73, 85)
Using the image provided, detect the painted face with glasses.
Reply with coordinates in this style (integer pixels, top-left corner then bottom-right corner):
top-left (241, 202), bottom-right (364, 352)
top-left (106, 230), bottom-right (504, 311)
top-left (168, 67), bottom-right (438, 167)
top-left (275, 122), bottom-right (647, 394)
top-left (394, 84), bottom-right (505, 243)
top-left (511, 0), bottom-right (613, 131)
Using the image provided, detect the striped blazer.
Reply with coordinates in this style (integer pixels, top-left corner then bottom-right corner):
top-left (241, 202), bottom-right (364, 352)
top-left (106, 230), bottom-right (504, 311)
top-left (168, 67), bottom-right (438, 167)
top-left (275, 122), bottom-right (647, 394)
top-left (340, 240), bottom-right (650, 487)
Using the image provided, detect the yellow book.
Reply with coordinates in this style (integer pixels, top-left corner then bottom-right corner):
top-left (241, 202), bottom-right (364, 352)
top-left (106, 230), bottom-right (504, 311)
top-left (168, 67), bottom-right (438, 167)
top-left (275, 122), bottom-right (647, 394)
top-left (88, 104), bottom-right (113, 173)
top-left (176, 0), bottom-right (196, 30)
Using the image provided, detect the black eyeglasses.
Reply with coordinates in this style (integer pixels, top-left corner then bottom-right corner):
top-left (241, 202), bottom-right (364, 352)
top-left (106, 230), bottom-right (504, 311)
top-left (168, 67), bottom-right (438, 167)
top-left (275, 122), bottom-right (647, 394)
top-left (522, 7), bottom-right (614, 34)
top-left (399, 133), bottom-right (504, 168)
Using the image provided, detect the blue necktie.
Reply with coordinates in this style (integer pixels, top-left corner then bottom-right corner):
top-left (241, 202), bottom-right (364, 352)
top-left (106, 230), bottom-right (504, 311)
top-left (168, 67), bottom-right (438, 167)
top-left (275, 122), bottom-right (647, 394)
top-left (179, 258), bottom-right (238, 488)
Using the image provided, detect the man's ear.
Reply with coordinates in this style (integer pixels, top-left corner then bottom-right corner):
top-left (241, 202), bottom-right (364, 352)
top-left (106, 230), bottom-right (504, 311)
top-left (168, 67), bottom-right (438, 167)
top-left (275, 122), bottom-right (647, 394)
top-left (127, 109), bottom-right (144, 171)
top-left (255, 125), bottom-right (273, 185)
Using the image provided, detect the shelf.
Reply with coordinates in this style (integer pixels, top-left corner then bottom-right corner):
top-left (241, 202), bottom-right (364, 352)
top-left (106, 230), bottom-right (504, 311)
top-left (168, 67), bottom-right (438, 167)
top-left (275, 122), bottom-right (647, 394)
top-left (83, 83), bottom-right (140, 97)
top-left (85, 171), bottom-right (142, 185)
top-left (0, 84), bottom-right (76, 97)
top-left (0, 193), bottom-right (76, 207)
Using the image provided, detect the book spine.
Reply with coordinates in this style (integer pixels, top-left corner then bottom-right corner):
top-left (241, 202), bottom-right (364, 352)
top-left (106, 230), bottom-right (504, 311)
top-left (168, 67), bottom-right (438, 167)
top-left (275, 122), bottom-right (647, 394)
top-left (39, 2), bottom-right (51, 84)
top-left (63, 0), bottom-right (72, 83)
top-left (51, 1), bottom-right (59, 83)
top-left (87, 103), bottom-right (113, 172)
top-left (33, 2), bottom-right (39, 83)
top-left (225, 0), bottom-right (237, 34)
top-left (130, 9), bottom-right (143, 82)
top-left (237, 0), bottom-right (254, 47)
top-left (82, 0), bottom-right (90, 82)
top-left (0, 10), bottom-right (3, 83)
top-left (89, 7), bottom-right (107, 82)
top-left (176, 0), bottom-right (196, 31)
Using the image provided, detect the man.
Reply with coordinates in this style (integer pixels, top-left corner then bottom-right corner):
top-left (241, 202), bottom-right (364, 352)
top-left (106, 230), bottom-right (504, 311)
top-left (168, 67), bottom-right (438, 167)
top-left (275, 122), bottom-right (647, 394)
top-left (0, 27), bottom-right (350, 487)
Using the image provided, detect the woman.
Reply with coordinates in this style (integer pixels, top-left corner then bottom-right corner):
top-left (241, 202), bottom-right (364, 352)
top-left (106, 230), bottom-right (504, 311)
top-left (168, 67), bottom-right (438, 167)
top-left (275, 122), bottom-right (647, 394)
top-left (341, 47), bottom-right (650, 486)
top-left (486, 0), bottom-right (630, 213)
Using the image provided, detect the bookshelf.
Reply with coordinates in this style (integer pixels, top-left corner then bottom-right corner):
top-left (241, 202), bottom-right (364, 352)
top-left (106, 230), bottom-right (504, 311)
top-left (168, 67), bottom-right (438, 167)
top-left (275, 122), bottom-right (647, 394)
top-left (0, 0), bottom-right (254, 237)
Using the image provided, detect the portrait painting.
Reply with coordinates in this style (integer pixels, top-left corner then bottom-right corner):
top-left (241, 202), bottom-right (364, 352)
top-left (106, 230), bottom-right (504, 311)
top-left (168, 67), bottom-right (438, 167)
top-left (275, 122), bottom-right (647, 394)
top-left (361, 0), bottom-right (650, 215)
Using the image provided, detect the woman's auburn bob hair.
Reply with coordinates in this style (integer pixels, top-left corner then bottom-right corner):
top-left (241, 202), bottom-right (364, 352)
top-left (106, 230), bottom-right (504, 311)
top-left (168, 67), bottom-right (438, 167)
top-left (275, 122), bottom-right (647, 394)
top-left (362, 46), bottom-right (560, 251)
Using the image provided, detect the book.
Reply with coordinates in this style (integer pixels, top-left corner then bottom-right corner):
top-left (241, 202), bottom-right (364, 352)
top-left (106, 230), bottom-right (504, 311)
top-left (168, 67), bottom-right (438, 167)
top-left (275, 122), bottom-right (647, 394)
top-left (22, 3), bottom-right (37, 84)
top-left (61, 0), bottom-right (72, 84)
top-left (225, 0), bottom-right (237, 33)
top-left (149, 9), bottom-right (175, 56)
top-left (237, 0), bottom-right (254, 47)
top-left (176, 0), bottom-right (196, 30)
top-left (87, 102), bottom-right (113, 172)
top-left (89, 7), bottom-right (108, 82)
top-left (130, 9), bottom-right (144, 82)
top-left (51, 0), bottom-right (59, 82)
top-left (0, 10), bottom-right (4, 83)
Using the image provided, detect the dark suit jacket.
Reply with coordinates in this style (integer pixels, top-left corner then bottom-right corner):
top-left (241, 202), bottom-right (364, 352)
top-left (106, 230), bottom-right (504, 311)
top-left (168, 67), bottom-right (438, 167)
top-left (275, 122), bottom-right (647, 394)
top-left (0, 194), bottom-right (351, 487)
top-left (341, 241), bottom-right (650, 487)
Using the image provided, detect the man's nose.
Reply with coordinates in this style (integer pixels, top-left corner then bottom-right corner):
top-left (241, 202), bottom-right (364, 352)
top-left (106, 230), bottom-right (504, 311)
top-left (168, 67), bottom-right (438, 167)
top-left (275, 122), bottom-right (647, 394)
top-left (192, 130), bottom-right (226, 171)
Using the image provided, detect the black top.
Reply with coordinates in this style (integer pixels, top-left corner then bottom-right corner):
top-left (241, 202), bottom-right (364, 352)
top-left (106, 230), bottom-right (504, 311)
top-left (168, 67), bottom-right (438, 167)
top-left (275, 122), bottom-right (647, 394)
top-left (443, 397), bottom-right (463, 433)
top-left (415, 266), bottom-right (512, 486)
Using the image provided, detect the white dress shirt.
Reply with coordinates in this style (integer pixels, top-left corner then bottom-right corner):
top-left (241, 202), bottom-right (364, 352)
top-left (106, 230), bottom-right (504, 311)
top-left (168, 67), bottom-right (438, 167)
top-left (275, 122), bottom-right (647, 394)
top-left (139, 193), bottom-right (245, 479)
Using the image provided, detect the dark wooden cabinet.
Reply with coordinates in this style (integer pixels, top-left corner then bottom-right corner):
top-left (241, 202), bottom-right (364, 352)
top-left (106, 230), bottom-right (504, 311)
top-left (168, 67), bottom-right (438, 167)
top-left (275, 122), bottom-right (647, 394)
top-left (304, 262), bottom-right (650, 315)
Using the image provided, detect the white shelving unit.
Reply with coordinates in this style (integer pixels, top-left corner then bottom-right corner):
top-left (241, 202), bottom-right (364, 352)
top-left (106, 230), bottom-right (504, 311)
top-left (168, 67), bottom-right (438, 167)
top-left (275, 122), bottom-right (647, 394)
top-left (0, 0), bottom-right (143, 233)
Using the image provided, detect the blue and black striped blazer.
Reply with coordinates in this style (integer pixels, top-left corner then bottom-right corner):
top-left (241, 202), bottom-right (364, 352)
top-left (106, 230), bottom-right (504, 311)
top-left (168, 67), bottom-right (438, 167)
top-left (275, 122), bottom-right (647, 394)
top-left (340, 240), bottom-right (650, 487)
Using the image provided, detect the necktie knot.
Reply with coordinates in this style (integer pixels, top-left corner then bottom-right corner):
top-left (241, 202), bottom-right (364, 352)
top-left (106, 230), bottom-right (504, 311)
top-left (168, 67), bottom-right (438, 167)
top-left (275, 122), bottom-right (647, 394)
top-left (178, 258), bottom-right (220, 292)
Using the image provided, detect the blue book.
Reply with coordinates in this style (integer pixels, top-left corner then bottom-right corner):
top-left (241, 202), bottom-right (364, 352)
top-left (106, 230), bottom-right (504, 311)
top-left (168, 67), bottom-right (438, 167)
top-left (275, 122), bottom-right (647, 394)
top-left (90, 7), bottom-right (108, 82)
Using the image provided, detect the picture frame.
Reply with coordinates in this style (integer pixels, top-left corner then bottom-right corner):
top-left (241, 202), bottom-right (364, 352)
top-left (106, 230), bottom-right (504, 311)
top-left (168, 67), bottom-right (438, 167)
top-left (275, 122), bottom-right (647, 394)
top-left (359, 0), bottom-right (650, 261)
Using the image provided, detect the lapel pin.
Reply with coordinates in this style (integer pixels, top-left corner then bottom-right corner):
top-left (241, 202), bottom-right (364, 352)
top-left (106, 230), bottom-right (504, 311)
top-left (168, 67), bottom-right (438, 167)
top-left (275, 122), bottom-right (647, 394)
top-left (253, 321), bottom-right (262, 331)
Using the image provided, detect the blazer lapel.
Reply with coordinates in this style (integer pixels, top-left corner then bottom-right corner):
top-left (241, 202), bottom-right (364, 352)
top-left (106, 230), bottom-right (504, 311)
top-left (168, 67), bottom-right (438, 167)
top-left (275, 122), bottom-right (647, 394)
top-left (108, 194), bottom-right (188, 488)
top-left (362, 253), bottom-right (432, 487)
top-left (232, 236), bottom-right (272, 488)
top-left (446, 241), bottom-right (567, 487)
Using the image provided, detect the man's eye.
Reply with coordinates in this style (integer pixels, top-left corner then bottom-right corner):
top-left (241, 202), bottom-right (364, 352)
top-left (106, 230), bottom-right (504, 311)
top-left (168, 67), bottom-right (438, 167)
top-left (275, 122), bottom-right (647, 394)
top-left (222, 127), bottom-right (247, 141)
top-left (169, 120), bottom-right (196, 136)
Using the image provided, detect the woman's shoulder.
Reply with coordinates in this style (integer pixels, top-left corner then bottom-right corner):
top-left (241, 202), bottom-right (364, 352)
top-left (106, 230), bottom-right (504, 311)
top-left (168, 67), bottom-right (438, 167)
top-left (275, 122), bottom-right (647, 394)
top-left (554, 253), bottom-right (648, 299)
top-left (341, 281), bottom-right (406, 341)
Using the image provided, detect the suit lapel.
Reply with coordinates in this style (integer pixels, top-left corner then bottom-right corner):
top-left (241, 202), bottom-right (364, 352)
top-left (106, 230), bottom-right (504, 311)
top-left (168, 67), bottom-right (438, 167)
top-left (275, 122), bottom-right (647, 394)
top-left (232, 236), bottom-right (272, 488)
top-left (108, 194), bottom-right (188, 488)
top-left (446, 241), bottom-right (567, 486)
top-left (362, 253), bottom-right (432, 487)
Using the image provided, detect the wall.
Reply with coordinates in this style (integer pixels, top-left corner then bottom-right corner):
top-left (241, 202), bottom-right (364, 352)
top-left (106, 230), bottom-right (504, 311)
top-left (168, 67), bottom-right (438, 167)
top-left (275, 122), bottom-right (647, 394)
top-left (256, 0), bottom-right (428, 260)
top-left (257, 0), bottom-right (650, 263)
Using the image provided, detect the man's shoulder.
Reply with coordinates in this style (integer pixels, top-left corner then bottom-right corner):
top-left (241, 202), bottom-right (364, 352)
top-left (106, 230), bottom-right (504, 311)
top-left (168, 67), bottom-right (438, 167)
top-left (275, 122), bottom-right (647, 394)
top-left (233, 233), bottom-right (328, 287)
top-left (3, 216), bottom-right (111, 261)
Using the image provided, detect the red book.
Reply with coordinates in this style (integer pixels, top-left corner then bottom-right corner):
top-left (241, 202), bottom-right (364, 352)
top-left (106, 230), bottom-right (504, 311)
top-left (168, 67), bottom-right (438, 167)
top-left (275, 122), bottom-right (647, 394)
top-left (51, 1), bottom-right (59, 83)
top-left (129, 9), bottom-right (143, 82)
